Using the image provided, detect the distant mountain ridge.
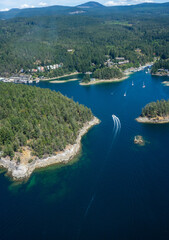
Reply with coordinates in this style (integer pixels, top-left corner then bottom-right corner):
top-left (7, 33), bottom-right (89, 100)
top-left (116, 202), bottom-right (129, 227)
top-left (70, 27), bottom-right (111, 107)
top-left (77, 1), bottom-right (104, 8)
top-left (0, 1), bottom-right (169, 19)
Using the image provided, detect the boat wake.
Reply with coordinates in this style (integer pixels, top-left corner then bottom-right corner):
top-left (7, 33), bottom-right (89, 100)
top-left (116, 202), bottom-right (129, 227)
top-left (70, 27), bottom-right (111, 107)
top-left (84, 115), bottom-right (121, 214)
top-left (84, 194), bottom-right (95, 218)
top-left (112, 114), bottom-right (121, 142)
top-left (77, 115), bottom-right (121, 239)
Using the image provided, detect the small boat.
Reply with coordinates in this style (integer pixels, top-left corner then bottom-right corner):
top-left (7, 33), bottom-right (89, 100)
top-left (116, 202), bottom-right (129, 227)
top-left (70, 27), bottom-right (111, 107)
top-left (132, 81), bottom-right (134, 86)
top-left (142, 82), bottom-right (145, 88)
top-left (124, 92), bottom-right (126, 97)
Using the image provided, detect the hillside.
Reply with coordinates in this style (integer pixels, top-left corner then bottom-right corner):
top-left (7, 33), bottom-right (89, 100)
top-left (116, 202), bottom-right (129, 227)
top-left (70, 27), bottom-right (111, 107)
top-left (0, 13), bottom-right (168, 77)
top-left (151, 59), bottom-right (169, 76)
top-left (0, 2), bottom-right (168, 78)
top-left (0, 82), bottom-right (94, 160)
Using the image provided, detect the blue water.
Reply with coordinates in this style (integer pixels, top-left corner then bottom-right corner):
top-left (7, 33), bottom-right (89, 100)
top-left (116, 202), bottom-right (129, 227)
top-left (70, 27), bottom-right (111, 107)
top-left (1, 71), bottom-right (169, 240)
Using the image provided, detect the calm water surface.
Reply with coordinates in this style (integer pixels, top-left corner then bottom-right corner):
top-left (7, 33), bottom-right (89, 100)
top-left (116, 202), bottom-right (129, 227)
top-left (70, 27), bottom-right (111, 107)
top-left (1, 70), bottom-right (169, 240)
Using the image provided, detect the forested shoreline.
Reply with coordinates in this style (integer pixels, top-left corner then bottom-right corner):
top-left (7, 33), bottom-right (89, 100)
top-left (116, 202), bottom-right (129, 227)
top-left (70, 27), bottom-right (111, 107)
top-left (0, 83), bottom-right (94, 159)
top-left (151, 59), bottom-right (169, 75)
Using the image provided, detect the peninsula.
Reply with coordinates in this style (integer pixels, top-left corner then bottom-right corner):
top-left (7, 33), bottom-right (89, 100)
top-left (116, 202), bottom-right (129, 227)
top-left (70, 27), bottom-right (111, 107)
top-left (42, 72), bottom-right (81, 81)
top-left (0, 83), bottom-right (99, 180)
top-left (136, 99), bottom-right (169, 124)
top-left (80, 75), bottom-right (129, 85)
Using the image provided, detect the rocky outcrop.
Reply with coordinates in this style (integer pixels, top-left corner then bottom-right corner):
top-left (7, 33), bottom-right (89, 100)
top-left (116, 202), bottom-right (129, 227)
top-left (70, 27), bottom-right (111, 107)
top-left (136, 116), bottom-right (169, 124)
top-left (134, 135), bottom-right (145, 146)
top-left (0, 117), bottom-right (100, 181)
top-left (152, 72), bottom-right (169, 77)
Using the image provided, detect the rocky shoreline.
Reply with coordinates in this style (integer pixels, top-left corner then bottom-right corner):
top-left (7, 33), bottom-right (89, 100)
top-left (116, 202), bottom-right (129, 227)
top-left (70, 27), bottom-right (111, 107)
top-left (0, 117), bottom-right (100, 181)
top-left (152, 72), bottom-right (169, 77)
top-left (162, 81), bottom-right (169, 86)
top-left (136, 116), bottom-right (169, 124)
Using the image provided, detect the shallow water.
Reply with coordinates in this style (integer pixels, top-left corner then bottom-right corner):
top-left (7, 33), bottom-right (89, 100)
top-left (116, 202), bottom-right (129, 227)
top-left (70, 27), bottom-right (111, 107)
top-left (1, 70), bottom-right (169, 240)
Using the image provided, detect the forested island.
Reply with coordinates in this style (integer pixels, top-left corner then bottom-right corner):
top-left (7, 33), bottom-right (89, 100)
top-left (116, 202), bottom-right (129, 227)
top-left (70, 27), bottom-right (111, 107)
top-left (136, 99), bottom-right (169, 123)
top-left (0, 82), bottom-right (99, 179)
top-left (0, 2), bottom-right (168, 81)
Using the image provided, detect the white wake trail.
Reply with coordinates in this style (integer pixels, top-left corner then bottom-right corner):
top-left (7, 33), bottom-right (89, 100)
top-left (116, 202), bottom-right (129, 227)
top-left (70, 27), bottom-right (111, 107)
top-left (77, 115), bottom-right (121, 239)
top-left (112, 115), bottom-right (121, 139)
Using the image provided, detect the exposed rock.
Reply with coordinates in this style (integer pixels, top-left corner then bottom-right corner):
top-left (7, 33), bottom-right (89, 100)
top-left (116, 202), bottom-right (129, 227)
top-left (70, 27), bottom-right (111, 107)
top-left (134, 135), bottom-right (145, 146)
top-left (136, 116), bottom-right (169, 124)
top-left (0, 117), bottom-right (100, 181)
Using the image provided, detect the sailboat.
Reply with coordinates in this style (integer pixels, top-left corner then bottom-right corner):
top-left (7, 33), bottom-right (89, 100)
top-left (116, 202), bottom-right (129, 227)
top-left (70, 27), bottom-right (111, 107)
top-left (124, 92), bottom-right (126, 96)
top-left (132, 81), bottom-right (134, 86)
top-left (142, 82), bottom-right (145, 88)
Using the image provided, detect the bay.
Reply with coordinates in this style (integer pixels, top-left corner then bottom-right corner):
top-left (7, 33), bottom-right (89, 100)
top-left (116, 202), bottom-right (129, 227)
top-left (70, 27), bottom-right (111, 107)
top-left (1, 70), bottom-right (169, 240)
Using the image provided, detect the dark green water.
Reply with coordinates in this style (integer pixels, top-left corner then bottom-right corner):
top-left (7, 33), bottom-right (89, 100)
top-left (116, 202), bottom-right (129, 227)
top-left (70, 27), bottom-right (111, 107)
top-left (1, 70), bottom-right (169, 240)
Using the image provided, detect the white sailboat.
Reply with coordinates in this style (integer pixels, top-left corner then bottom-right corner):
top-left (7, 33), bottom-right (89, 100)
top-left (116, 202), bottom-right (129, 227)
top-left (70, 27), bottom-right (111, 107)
top-left (124, 92), bottom-right (126, 96)
top-left (132, 81), bottom-right (134, 86)
top-left (142, 82), bottom-right (145, 88)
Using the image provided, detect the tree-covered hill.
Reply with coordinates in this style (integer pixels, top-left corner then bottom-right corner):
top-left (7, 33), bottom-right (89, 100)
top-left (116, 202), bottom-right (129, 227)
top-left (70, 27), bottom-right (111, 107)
top-left (0, 2), bottom-right (168, 77)
top-left (77, 1), bottom-right (104, 8)
top-left (0, 83), bottom-right (93, 159)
